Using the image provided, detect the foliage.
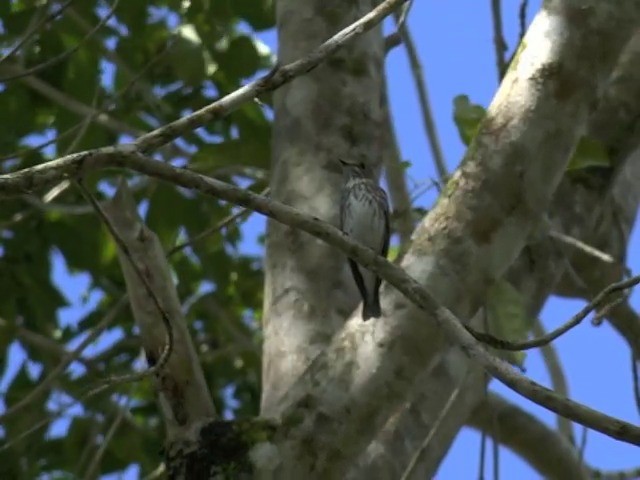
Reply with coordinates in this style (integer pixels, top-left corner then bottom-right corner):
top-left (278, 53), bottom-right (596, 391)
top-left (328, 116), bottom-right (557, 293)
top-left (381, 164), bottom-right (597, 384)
top-left (0, 1), bottom-right (274, 477)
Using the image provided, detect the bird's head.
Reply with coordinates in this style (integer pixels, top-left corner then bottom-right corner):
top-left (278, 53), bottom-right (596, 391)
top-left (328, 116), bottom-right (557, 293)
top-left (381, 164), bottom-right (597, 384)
top-left (338, 158), bottom-right (368, 178)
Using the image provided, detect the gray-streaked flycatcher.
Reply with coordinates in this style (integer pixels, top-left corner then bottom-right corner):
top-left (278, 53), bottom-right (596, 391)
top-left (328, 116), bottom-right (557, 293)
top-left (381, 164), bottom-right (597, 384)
top-left (339, 158), bottom-right (390, 320)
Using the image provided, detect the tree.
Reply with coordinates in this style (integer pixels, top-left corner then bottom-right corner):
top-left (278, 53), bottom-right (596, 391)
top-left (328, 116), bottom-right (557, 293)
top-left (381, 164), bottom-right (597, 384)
top-left (1, 0), bottom-right (640, 478)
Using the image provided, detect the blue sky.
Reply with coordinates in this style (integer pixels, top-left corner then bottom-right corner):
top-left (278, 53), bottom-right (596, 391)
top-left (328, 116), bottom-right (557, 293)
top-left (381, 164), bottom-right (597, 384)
top-left (3, 1), bottom-right (639, 478)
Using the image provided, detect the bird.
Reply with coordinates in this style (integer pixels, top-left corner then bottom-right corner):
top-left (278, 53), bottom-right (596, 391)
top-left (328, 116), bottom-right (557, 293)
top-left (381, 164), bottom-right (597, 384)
top-left (339, 158), bottom-right (390, 320)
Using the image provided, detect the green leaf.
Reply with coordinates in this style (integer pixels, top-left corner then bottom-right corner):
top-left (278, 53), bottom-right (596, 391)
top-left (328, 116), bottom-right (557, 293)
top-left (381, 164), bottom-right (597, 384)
top-left (191, 136), bottom-right (269, 170)
top-left (567, 136), bottom-right (611, 171)
top-left (387, 245), bottom-right (400, 262)
top-left (453, 95), bottom-right (486, 146)
top-left (486, 280), bottom-right (530, 368)
top-left (232, 0), bottom-right (275, 31)
top-left (216, 35), bottom-right (262, 80)
top-left (166, 24), bottom-right (209, 86)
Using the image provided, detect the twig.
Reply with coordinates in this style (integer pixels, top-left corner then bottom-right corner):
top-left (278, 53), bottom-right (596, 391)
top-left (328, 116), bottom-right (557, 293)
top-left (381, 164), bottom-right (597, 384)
top-left (12, 323), bottom-right (100, 372)
top-left (518, 0), bottom-right (529, 44)
top-left (0, 399), bottom-right (77, 452)
top-left (591, 296), bottom-right (625, 326)
top-left (400, 370), bottom-right (470, 480)
top-left (0, 0), bottom-right (75, 66)
top-left (393, 12), bottom-right (448, 181)
top-left (395, 0), bottom-right (413, 29)
top-left (0, 65), bottom-right (141, 136)
top-left (632, 352), bottom-right (640, 417)
top-left (75, 182), bottom-right (174, 396)
top-left (0, 0), bottom-right (120, 82)
top-left (167, 187), bottom-right (269, 257)
top-left (591, 466), bottom-right (640, 480)
top-left (479, 312), bottom-right (490, 480)
top-left (492, 432), bottom-right (500, 480)
top-left (490, 0), bottom-right (509, 79)
top-left (141, 463), bottom-right (166, 480)
top-left (82, 395), bottom-right (130, 479)
top-left (65, 6), bottom-right (172, 116)
top-left (0, 296), bottom-right (126, 423)
top-left (60, 85), bottom-right (103, 157)
top-left (549, 230), bottom-right (615, 264)
top-left (478, 425), bottom-right (487, 480)
top-left (468, 393), bottom-right (589, 479)
top-left (466, 274), bottom-right (640, 351)
top-left (381, 75), bottom-right (413, 250)
top-left (532, 318), bottom-right (574, 443)
top-left (578, 426), bottom-right (588, 461)
top-left (135, 0), bottom-right (410, 154)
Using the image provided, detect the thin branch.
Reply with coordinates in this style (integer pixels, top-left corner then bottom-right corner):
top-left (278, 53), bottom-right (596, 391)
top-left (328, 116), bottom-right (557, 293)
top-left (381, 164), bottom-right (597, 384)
top-left (82, 395), bottom-right (130, 480)
top-left (393, 12), bottom-right (448, 181)
top-left (0, 64), bottom-right (141, 136)
top-left (381, 75), bottom-right (414, 250)
top-left (468, 392), bottom-right (589, 479)
top-left (591, 296), bottom-right (625, 326)
top-left (466, 274), bottom-right (640, 351)
top-left (167, 186), bottom-right (268, 257)
top-left (490, 0), bottom-right (509, 79)
top-left (532, 318), bottom-right (574, 443)
top-left (0, 0), bottom-right (75, 66)
top-left (0, 37), bottom-right (172, 163)
top-left (75, 182), bottom-right (174, 396)
top-left (0, 0), bottom-right (120, 82)
top-left (478, 419), bottom-right (487, 480)
top-left (134, 0), bottom-right (410, 154)
top-left (518, 0), bottom-right (529, 44)
top-left (632, 351), bottom-right (640, 417)
top-left (400, 369), bottom-right (469, 480)
top-left (492, 431), bottom-right (500, 480)
top-left (578, 426), bottom-right (588, 461)
top-left (591, 466), bottom-right (640, 480)
top-left (65, 5), bottom-right (172, 116)
top-left (0, 398), bottom-right (77, 452)
top-left (0, 296), bottom-right (127, 423)
top-left (479, 312), bottom-right (491, 480)
top-left (549, 229), bottom-right (615, 264)
top-left (13, 323), bottom-right (100, 372)
top-left (60, 83), bottom-right (103, 157)
top-left (395, 0), bottom-right (413, 29)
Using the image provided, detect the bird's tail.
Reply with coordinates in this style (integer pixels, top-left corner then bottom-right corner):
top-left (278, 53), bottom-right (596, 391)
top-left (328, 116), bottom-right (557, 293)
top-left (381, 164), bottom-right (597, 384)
top-left (362, 291), bottom-right (382, 321)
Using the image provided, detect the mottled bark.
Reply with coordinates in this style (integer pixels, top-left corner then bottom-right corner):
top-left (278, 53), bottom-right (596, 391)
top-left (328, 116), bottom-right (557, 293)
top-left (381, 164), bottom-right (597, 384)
top-left (103, 184), bottom-right (216, 458)
top-left (262, 0), bottom-right (386, 414)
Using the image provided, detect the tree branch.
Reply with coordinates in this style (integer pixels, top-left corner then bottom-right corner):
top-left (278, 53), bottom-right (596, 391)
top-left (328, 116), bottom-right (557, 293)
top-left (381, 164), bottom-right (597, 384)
top-left (490, 0), bottom-right (509, 80)
top-left (0, 297), bottom-right (127, 422)
top-left (393, 11), bottom-right (447, 181)
top-left (98, 182), bottom-right (217, 439)
top-left (134, 0), bottom-right (409, 154)
top-left (467, 392), bottom-right (588, 480)
top-left (532, 317), bottom-right (574, 443)
top-left (381, 75), bottom-right (414, 250)
top-left (1, 147), bottom-right (639, 446)
top-left (467, 274), bottom-right (640, 351)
